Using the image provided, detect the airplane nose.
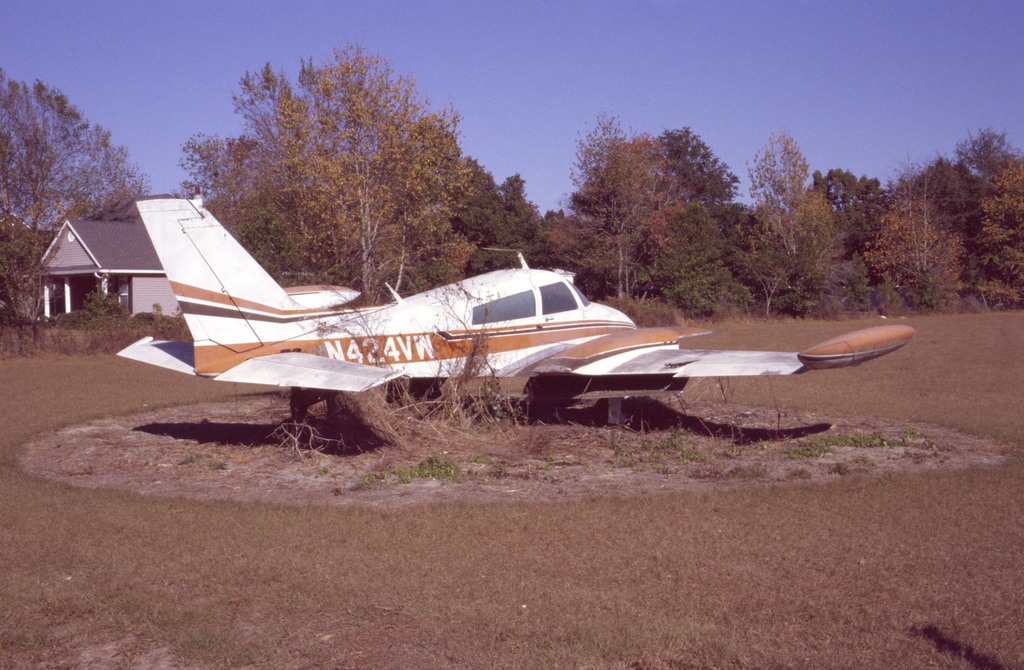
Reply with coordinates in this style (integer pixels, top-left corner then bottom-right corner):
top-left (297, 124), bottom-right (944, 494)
top-left (590, 302), bottom-right (635, 327)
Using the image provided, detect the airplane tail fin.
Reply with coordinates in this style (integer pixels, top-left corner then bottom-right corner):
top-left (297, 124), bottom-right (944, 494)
top-left (135, 197), bottom-right (310, 374)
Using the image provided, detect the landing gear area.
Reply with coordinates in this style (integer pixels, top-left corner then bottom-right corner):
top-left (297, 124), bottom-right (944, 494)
top-left (291, 383), bottom-right (674, 430)
top-left (289, 388), bottom-right (332, 423)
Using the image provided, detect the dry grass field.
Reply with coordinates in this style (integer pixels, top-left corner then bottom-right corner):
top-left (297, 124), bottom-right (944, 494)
top-left (1, 312), bottom-right (1023, 668)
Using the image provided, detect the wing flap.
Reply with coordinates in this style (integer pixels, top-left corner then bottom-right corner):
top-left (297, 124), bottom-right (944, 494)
top-left (525, 326), bottom-right (712, 375)
top-left (570, 348), bottom-right (806, 377)
top-left (213, 352), bottom-right (402, 391)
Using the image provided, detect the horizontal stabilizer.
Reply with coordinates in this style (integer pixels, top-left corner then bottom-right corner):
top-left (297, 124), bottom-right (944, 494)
top-left (213, 352), bottom-right (403, 391)
top-left (118, 337), bottom-right (196, 375)
top-left (797, 325), bottom-right (915, 370)
top-left (283, 285), bottom-right (360, 309)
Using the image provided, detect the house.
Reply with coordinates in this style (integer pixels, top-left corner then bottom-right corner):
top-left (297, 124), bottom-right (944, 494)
top-left (40, 196), bottom-right (180, 318)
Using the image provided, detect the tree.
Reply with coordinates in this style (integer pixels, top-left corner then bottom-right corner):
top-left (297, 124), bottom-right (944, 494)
top-left (179, 134), bottom-right (269, 230)
top-left (943, 130), bottom-right (1024, 291)
top-left (649, 203), bottom-right (747, 317)
top-left (812, 168), bottom-right (886, 261)
top-left (282, 47), bottom-right (472, 297)
top-left (812, 168), bottom-right (887, 309)
top-left (0, 219), bottom-right (47, 325)
top-left (864, 163), bottom-right (963, 309)
top-left (0, 69), bottom-right (148, 323)
top-left (450, 159), bottom-right (542, 273)
top-left (976, 159), bottom-right (1024, 307)
top-left (0, 69), bottom-right (149, 233)
top-left (183, 47), bottom-right (472, 300)
top-left (569, 114), bottom-right (658, 298)
top-left (955, 128), bottom-right (1024, 184)
top-left (656, 127), bottom-right (739, 207)
top-left (743, 133), bottom-right (834, 315)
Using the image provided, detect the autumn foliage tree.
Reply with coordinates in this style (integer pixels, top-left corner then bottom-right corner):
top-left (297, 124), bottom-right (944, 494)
top-left (864, 163), bottom-right (964, 309)
top-left (742, 133), bottom-right (834, 315)
top-left (182, 46), bottom-right (472, 300)
top-left (568, 115), bottom-right (659, 298)
top-left (976, 160), bottom-right (1024, 307)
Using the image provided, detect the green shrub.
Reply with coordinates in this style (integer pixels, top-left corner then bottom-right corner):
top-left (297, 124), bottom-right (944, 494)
top-left (4, 295), bottom-right (190, 357)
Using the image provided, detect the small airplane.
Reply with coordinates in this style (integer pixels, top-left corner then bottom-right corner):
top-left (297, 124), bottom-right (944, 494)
top-left (119, 196), bottom-right (915, 422)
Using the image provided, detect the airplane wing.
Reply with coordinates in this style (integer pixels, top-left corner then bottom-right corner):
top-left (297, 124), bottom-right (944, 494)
top-left (525, 325), bottom-right (915, 400)
top-left (118, 337), bottom-right (401, 392)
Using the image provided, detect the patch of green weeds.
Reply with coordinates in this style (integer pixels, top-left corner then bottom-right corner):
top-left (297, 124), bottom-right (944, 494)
top-left (415, 453), bottom-right (462, 479)
top-left (850, 454), bottom-right (876, 466)
top-left (352, 473), bottom-right (382, 490)
top-left (467, 454), bottom-right (507, 478)
top-left (391, 453), bottom-right (463, 484)
top-left (207, 458), bottom-right (228, 470)
top-left (785, 427), bottom-right (938, 459)
top-left (609, 428), bottom-right (706, 469)
top-left (846, 433), bottom-right (895, 448)
top-left (784, 440), bottom-right (833, 460)
top-left (178, 453), bottom-right (201, 466)
top-left (605, 428), bottom-right (627, 453)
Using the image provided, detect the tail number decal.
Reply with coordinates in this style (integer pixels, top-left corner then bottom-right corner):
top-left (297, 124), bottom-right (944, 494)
top-left (324, 334), bottom-right (435, 365)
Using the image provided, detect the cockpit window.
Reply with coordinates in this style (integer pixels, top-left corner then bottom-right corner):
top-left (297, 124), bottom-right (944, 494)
top-left (539, 282), bottom-right (579, 315)
top-left (472, 289), bottom-right (537, 325)
top-left (568, 282), bottom-right (590, 307)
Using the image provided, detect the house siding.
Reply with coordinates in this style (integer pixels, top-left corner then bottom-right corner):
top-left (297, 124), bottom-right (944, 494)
top-left (48, 231), bottom-right (96, 271)
top-left (131, 276), bottom-right (180, 315)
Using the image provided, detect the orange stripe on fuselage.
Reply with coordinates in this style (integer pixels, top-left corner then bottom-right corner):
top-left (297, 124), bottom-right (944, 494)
top-left (170, 281), bottom-right (355, 317)
top-left (193, 322), bottom-right (634, 375)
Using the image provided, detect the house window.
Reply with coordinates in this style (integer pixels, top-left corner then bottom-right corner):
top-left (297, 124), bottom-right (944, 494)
top-left (471, 289), bottom-right (537, 325)
top-left (118, 278), bottom-right (131, 310)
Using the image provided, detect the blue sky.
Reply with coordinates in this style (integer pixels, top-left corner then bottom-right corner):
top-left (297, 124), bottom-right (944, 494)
top-left (3, 1), bottom-right (1022, 212)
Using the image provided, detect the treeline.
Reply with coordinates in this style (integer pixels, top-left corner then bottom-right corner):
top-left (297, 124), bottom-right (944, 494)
top-left (553, 122), bottom-right (1024, 317)
top-left (184, 47), bottom-right (1024, 317)
top-left (3, 48), bottom-right (1023, 328)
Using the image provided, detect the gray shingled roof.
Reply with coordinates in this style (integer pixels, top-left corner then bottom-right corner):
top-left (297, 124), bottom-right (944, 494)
top-left (69, 218), bottom-right (162, 271)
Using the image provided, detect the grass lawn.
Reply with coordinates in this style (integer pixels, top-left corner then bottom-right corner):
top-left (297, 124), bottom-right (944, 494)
top-left (2, 312), bottom-right (1022, 668)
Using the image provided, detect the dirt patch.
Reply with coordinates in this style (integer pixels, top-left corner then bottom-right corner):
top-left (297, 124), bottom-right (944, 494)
top-left (20, 394), bottom-right (1013, 506)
